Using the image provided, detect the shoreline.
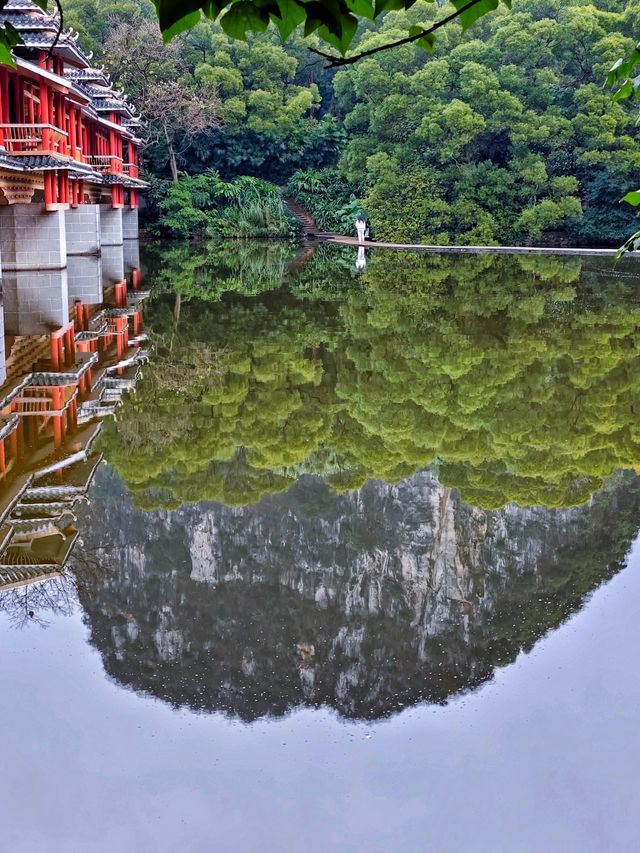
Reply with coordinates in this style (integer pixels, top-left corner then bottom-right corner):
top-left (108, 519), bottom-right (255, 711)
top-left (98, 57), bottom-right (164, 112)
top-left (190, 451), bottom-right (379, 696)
top-left (322, 235), bottom-right (632, 257)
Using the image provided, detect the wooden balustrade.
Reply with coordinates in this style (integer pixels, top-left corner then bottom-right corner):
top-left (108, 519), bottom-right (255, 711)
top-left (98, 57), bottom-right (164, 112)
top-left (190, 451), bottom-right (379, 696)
top-left (0, 123), bottom-right (68, 154)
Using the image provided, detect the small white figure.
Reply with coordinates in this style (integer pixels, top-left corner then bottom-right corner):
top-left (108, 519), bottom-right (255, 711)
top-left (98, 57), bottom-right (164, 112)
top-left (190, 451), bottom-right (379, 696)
top-left (355, 218), bottom-right (366, 244)
top-left (355, 246), bottom-right (367, 270)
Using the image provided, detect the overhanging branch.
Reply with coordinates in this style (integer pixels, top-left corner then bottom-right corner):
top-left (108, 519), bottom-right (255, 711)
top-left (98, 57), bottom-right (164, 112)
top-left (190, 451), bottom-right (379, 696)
top-left (308, 0), bottom-right (485, 68)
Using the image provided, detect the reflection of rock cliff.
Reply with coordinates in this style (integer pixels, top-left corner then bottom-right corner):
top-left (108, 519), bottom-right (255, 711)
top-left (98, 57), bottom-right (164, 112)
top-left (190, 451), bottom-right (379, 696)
top-left (77, 467), bottom-right (640, 721)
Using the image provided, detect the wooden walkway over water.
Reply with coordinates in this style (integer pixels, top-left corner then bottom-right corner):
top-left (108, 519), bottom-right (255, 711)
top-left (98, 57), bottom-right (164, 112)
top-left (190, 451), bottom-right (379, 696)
top-left (323, 235), bottom-right (624, 256)
top-left (283, 199), bottom-right (629, 257)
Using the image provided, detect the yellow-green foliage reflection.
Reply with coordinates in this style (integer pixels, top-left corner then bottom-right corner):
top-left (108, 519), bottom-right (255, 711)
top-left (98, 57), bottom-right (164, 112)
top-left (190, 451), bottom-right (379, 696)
top-left (101, 247), bottom-right (640, 510)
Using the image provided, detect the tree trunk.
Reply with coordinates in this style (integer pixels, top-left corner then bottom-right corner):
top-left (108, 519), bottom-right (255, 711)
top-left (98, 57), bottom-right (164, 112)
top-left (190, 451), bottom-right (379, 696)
top-left (163, 125), bottom-right (179, 183)
top-left (168, 143), bottom-right (179, 183)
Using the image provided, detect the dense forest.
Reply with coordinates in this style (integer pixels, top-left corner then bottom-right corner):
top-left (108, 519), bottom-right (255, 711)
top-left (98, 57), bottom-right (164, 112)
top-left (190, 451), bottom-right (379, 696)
top-left (66, 0), bottom-right (640, 245)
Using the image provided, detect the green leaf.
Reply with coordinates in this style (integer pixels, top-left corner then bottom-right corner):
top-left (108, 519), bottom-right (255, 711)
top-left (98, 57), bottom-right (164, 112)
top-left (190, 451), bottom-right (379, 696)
top-left (304, 0), bottom-right (345, 37)
top-left (607, 47), bottom-right (640, 86)
top-left (612, 79), bottom-right (634, 103)
top-left (154, 0), bottom-right (204, 31)
top-left (202, 1), bottom-right (225, 20)
top-left (374, 0), bottom-right (415, 17)
top-left (220, 1), bottom-right (270, 39)
top-left (317, 14), bottom-right (358, 54)
top-left (0, 35), bottom-right (15, 67)
top-left (345, 0), bottom-right (375, 19)
top-left (451, 0), bottom-right (499, 32)
top-left (615, 229), bottom-right (640, 266)
top-left (162, 11), bottom-right (202, 42)
top-left (417, 32), bottom-right (436, 52)
top-left (621, 191), bottom-right (640, 207)
top-left (3, 21), bottom-right (22, 46)
top-left (272, 0), bottom-right (306, 41)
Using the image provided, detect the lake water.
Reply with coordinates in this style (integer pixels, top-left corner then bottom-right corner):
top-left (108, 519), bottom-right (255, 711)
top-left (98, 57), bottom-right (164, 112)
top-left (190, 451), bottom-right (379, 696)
top-left (2, 242), bottom-right (640, 852)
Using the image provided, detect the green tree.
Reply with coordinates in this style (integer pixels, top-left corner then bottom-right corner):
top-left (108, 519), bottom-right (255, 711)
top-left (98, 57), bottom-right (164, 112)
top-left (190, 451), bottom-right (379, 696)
top-left (330, 0), bottom-right (636, 245)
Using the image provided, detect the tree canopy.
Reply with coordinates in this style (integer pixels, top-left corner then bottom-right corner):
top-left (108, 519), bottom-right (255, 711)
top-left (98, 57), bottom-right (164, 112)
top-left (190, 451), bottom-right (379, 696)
top-left (330, 0), bottom-right (640, 245)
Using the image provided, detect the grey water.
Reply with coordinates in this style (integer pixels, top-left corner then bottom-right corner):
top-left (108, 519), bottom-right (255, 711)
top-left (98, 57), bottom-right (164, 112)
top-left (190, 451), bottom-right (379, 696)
top-left (2, 242), bottom-right (640, 852)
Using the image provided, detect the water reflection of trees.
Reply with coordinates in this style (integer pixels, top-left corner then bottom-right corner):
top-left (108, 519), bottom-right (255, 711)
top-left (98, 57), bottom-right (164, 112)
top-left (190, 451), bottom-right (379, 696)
top-left (0, 575), bottom-right (77, 628)
top-left (0, 549), bottom-right (113, 628)
top-left (103, 246), bottom-right (640, 510)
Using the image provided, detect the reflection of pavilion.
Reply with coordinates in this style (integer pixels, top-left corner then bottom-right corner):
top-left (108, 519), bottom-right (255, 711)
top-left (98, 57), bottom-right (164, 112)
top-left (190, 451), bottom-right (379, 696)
top-left (0, 241), bottom-right (147, 593)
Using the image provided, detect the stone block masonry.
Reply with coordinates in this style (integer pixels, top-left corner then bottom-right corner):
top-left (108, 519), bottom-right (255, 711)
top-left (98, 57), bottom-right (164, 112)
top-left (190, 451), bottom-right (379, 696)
top-left (101, 245), bottom-right (125, 284)
top-left (2, 269), bottom-right (69, 335)
top-left (123, 239), bottom-right (140, 277)
top-left (67, 255), bottom-right (103, 305)
top-left (0, 203), bottom-right (140, 286)
top-left (0, 204), bottom-right (66, 271)
top-left (99, 204), bottom-right (123, 247)
top-left (66, 204), bottom-right (100, 256)
top-left (122, 207), bottom-right (139, 241)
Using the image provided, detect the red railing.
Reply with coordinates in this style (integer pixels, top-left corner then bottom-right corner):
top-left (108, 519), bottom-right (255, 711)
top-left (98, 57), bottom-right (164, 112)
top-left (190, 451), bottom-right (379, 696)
top-left (88, 154), bottom-right (122, 175)
top-left (0, 124), bottom-right (67, 154)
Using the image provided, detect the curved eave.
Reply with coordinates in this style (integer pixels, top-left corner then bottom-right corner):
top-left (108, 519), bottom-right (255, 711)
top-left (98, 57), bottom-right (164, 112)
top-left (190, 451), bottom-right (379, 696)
top-left (66, 70), bottom-right (111, 88)
top-left (0, 154), bottom-right (26, 171)
top-left (96, 115), bottom-right (137, 140)
top-left (13, 29), bottom-right (92, 69)
top-left (69, 172), bottom-right (103, 185)
top-left (6, 154), bottom-right (102, 177)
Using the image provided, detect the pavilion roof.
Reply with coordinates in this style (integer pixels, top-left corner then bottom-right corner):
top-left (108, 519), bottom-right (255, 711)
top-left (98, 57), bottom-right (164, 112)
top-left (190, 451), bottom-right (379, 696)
top-left (7, 0), bottom-right (93, 68)
top-left (2, 11), bottom-right (59, 32)
top-left (14, 30), bottom-right (92, 68)
top-left (66, 67), bottom-right (111, 87)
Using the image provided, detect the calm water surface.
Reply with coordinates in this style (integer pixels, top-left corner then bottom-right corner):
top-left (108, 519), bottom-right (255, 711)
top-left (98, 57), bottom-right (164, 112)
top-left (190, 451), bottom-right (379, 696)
top-left (2, 242), bottom-right (640, 852)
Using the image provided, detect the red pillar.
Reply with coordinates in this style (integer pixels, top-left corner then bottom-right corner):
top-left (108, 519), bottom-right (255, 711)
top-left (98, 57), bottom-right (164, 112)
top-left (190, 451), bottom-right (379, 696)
top-left (115, 280), bottom-right (127, 308)
top-left (0, 68), bottom-right (9, 124)
top-left (16, 419), bottom-right (24, 459)
top-left (52, 388), bottom-right (63, 447)
top-left (65, 326), bottom-right (75, 365)
top-left (50, 332), bottom-right (60, 370)
top-left (40, 81), bottom-right (50, 127)
top-left (8, 428), bottom-right (17, 462)
top-left (0, 439), bottom-right (6, 480)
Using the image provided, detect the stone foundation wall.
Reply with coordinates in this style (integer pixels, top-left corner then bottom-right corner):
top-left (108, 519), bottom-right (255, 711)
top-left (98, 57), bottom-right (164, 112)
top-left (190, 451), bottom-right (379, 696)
top-left (0, 204), bottom-right (66, 271)
top-left (102, 245), bottom-right (125, 284)
top-left (122, 208), bottom-right (139, 241)
top-left (66, 255), bottom-right (103, 305)
top-left (123, 239), bottom-right (140, 277)
top-left (2, 269), bottom-right (69, 335)
top-left (0, 204), bottom-right (139, 275)
top-left (66, 204), bottom-right (100, 256)
top-left (99, 205), bottom-right (123, 247)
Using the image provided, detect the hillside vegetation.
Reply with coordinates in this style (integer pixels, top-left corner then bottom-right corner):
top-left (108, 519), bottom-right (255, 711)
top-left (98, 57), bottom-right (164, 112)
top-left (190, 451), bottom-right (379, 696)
top-left (66, 0), bottom-right (640, 244)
